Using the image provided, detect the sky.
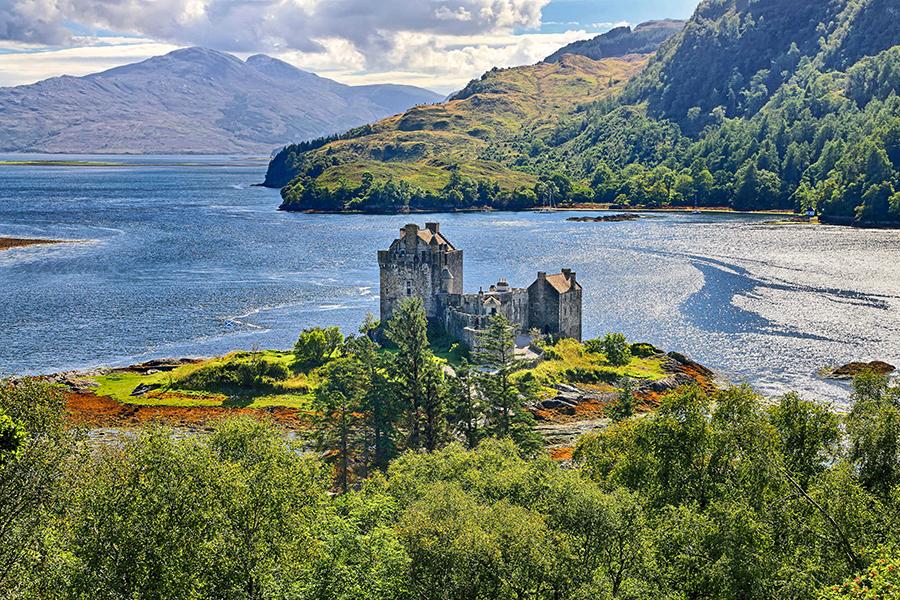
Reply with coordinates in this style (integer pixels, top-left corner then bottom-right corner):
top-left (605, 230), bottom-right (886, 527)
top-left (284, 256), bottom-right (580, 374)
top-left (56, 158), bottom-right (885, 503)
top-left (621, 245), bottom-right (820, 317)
top-left (0, 0), bottom-right (699, 93)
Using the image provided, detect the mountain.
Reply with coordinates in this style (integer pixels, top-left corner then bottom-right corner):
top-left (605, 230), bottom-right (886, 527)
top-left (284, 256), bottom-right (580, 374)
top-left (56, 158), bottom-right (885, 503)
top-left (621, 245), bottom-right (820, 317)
top-left (0, 48), bottom-right (442, 155)
top-left (544, 19), bottom-right (685, 63)
top-left (267, 0), bottom-right (900, 225)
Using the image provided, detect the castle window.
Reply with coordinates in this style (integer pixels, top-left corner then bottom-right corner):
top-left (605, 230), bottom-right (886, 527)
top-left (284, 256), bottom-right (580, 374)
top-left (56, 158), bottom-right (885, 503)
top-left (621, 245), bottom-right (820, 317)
top-left (406, 281), bottom-right (412, 297)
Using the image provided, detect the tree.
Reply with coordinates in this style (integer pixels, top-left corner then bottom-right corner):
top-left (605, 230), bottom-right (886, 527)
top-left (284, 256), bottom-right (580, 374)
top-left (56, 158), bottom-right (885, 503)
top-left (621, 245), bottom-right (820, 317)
top-left (448, 360), bottom-right (485, 449)
top-left (315, 358), bottom-right (368, 493)
top-left (609, 378), bottom-right (636, 422)
top-left (0, 379), bottom-right (74, 597)
top-left (601, 333), bottom-right (632, 366)
top-left (768, 392), bottom-right (840, 487)
top-left (385, 297), bottom-right (433, 451)
top-left (294, 326), bottom-right (344, 367)
top-left (0, 409), bottom-right (26, 466)
top-left (845, 371), bottom-right (900, 497)
top-left (474, 315), bottom-right (520, 438)
top-left (345, 334), bottom-right (398, 472)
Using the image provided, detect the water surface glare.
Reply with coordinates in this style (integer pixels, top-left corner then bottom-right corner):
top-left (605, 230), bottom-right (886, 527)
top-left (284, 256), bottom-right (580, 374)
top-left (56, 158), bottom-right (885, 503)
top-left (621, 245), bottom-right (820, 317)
top-left (2, 155), bottom-right (899, 405)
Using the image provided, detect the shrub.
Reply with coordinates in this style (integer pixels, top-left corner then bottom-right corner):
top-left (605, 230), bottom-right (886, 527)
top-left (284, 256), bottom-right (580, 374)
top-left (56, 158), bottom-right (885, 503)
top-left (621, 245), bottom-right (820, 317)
top-left (602, 333), bottom-right (632, 366)
top-left (630, 342), bottom-right (660, 358)
top-left (177, 355), bottom-right (290, 392)
top-left (586, 334), bottom-right (633, 366)
top-left (294, 327), bottom-right (344, 367)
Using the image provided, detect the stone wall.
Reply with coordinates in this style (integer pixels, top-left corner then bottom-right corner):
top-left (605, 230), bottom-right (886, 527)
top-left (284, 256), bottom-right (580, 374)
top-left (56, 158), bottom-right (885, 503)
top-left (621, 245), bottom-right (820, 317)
top-left (558, 287), bottom-right (582, 341)
top-left (528, 275), bottom-right (560, 335)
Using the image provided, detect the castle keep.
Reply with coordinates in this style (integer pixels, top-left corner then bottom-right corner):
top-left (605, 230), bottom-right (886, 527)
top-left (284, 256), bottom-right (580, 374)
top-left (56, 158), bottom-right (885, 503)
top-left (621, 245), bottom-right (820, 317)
top-left (379, 223), bottom-right (582, 348)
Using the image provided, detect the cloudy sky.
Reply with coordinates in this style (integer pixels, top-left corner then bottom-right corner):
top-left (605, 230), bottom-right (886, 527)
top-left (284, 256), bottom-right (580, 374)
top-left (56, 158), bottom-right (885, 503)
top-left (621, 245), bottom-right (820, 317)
top-left (0, 0), bottom-right (698, 93)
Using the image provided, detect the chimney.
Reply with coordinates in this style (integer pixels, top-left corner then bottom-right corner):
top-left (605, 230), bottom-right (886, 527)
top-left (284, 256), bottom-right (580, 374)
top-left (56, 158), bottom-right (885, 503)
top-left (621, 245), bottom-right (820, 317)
top-left (537, 272), bottom-right (547, 280)
top-left (562, 268), bottom-right (573, 281)
top-left (425, 222), bottom-right (440, 234)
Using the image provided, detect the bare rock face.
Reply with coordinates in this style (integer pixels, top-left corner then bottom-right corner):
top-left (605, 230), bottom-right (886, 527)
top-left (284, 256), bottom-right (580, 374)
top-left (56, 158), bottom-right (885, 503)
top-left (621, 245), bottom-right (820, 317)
top-left (0, 47), bottom-right (442, 155)
top-left (824, 361), bottom-right (896, 380)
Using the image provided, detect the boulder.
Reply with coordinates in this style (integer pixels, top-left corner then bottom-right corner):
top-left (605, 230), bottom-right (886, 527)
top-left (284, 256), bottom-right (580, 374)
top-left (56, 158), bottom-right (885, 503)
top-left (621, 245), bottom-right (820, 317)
top-left (130, 383), bottom-right (162, 397)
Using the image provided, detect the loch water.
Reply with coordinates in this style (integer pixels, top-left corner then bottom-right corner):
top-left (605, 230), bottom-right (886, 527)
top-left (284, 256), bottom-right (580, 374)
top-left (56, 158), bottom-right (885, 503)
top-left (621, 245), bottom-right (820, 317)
top-left (2, 155), bottom-right (899, 404)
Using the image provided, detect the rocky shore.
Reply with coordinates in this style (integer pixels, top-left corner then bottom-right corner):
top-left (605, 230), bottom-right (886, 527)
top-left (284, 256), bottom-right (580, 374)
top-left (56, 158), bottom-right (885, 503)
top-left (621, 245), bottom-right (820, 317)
top-left (530, 351), bottom-right (719, 455)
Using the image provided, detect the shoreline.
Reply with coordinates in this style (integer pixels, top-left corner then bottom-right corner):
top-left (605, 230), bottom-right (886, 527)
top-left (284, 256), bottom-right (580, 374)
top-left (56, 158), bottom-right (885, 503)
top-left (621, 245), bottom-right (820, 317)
top-left (278, 204), bottom-right (801, 218)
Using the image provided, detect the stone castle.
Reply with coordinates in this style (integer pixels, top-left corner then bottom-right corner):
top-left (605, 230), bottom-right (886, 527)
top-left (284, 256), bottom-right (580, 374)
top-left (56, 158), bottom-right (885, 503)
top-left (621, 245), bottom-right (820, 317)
top-left (379, 223), bottom-right (582, 348)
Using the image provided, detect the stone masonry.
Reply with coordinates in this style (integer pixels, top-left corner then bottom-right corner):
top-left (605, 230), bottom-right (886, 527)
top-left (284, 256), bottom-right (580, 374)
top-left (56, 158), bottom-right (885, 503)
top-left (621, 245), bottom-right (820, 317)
top-left (379, 223), bottom-right (582, 349)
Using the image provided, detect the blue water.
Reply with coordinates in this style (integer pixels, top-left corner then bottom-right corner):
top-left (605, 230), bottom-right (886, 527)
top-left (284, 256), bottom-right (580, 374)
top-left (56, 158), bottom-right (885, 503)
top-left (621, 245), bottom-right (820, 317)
top-left (2, 155), bottom-right (900, 404)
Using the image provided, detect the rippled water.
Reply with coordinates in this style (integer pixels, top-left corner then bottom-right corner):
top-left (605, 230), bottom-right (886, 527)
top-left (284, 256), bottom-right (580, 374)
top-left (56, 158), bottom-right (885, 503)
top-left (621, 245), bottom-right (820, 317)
top-left (2, 155), bottom-right (899, 404)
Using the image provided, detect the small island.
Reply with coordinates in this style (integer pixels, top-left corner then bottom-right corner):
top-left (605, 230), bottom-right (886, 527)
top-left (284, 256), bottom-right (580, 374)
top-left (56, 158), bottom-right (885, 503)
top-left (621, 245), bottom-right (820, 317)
top-left (0, 237), bottom-right (66, 251)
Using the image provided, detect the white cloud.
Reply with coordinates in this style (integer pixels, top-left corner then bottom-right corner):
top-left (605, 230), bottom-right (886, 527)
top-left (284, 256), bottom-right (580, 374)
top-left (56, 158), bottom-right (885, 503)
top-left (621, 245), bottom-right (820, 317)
top-left (0, 41), bottom-right (181, 86)
top-left (0, 0), bottom-right (622, 94)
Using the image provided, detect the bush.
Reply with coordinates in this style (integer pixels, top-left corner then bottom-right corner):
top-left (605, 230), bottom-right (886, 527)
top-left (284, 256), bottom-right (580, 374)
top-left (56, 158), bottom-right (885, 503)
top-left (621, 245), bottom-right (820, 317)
top-left (177, 356), bottom-right (290, 392)
top-left (294, 327), bottom-right (344, 367)
top-left (586, 333), bottom-right (633, 366)
top-left (602, 333), bottom-right (632, 366)
top-left (630, 342), bottom-right (660, 358)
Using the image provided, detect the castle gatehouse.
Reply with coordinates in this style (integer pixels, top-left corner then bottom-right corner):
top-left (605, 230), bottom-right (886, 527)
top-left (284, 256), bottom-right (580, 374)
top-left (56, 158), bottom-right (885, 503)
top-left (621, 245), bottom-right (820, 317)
top-left (378, 223), bottom-right (582, 349)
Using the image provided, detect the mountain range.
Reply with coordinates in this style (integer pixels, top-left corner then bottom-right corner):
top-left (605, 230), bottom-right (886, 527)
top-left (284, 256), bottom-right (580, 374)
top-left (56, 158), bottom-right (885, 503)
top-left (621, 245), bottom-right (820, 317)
top-left (0, 48), bottom-right (442, 155)
top-left (267, 0), bottom-right (900, 226)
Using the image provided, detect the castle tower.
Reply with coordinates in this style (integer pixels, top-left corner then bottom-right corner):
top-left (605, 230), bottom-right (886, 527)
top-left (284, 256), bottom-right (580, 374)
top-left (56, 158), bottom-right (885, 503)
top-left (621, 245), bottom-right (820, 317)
top-left (378, 223), bottom-right (463, 323)
top-left (527, 269), bottom-right (583, 341)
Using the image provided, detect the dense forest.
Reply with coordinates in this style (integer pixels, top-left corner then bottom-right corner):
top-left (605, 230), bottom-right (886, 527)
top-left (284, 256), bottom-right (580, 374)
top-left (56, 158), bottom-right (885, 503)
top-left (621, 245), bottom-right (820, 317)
top-left (266, 0), bottom-right (900, 225)
top-left (2, 298), bottom-right (900, 598)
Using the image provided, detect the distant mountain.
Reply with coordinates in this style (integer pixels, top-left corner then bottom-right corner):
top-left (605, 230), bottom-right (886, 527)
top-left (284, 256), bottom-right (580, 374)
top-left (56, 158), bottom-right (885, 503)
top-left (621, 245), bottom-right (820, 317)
top-left (267, 0), bottom-right (900, 226)
top-left (0, 48), bottom-right (442, 155)
top-left (544, 19), bottom-right (685, 63)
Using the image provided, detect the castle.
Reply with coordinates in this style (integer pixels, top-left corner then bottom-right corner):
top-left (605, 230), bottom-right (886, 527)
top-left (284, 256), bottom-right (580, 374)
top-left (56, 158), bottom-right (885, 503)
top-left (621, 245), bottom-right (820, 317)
top-left (378, 223), bottom-right (582, 349)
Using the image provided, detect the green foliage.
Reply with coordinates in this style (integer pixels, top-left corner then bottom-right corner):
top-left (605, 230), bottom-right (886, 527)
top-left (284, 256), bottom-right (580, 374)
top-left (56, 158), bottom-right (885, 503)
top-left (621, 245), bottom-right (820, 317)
top-left (475, 315), bottom-right (542, 454)
top-left (846, 371), bottom-right (900, 497)
top-left (176, 352), bottom-right (291, 393)
top-left (598, 333), bottom-right (632, 366)
top-left (769, 392), bottom-right (841, 486)
top-left (0, 409), bottom-right (26, 465)
top-left (5, 369), bottom-right (900, 598)
top-left (608, 378), bottom-right (636, 423)
top-left (294, 326), bottom-right (344, 367)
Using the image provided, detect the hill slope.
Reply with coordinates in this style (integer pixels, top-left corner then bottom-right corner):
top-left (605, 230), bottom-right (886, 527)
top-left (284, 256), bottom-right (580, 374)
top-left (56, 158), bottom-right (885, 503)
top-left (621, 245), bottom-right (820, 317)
top-left (266, 53), bottom-right (649, 211)
top-left (267, 0), bottom-right (900, 224)
top-left (545, 19), bottom-right (685, 63)
top-left (0, 48), bottom-right (442, 155)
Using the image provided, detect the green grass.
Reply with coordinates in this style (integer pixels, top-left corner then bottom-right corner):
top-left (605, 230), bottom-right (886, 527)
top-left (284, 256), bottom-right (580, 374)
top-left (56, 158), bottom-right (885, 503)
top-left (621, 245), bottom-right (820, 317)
top-left (515, 338), bottom-right (668, 397)
top-left (89, 351), bottom-right (316, 409)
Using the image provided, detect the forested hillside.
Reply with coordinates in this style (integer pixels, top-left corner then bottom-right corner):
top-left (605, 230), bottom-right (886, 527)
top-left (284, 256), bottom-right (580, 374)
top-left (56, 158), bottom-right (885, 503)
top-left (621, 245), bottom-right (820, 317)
top-left (267, 0), bottom-right (900, 225)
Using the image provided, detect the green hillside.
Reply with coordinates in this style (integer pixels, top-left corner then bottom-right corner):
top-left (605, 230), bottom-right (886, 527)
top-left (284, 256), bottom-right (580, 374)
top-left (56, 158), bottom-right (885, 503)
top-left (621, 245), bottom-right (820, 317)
top-left (266, 54), bottom-right (648, 212)
top-left (267, 0), bottom-right (900, 225)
